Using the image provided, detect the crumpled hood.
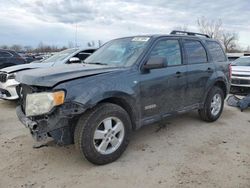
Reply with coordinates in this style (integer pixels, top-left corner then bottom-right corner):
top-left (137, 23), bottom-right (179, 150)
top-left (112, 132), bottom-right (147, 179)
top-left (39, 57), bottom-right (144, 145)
top-left (16, 64), bottom-right (122, 87)
top-left (232, 66), bottom-right (250, 75)
top-left (0, 62), bottom-right (52, 74)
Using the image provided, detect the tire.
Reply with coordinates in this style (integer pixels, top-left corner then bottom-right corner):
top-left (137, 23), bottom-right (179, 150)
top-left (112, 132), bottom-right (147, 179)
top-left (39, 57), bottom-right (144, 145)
top-left (199, 86), bottom-right (224, 122)
top-left (74, 103), bottom-right (132, 165)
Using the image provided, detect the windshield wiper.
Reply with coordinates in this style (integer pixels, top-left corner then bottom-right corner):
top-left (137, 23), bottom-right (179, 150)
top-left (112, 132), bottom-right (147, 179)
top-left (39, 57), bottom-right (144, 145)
top-left (86, 62), bottom-right (108, 65)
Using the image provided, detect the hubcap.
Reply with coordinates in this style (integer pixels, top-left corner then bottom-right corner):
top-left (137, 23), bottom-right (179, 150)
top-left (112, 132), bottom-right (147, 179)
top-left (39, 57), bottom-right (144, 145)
top-left (93, 117), bottom-right (125, 155)
top-left (210, 93), bottom-right (222, 116)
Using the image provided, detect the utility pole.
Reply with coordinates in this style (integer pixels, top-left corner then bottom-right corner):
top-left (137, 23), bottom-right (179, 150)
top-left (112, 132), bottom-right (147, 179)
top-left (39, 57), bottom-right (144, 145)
top-left (75, 23), bottom-right (78, 47)
top-left (98, 40), bottom-right (102, 47)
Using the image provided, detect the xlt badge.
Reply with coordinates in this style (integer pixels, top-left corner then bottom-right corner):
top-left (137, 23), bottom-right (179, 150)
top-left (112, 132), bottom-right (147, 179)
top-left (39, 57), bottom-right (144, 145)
top-left (144, 104), bottom-right (157, 110)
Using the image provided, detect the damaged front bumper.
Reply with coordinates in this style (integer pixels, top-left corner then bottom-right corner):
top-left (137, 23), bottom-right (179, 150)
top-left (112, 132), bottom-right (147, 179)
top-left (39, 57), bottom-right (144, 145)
top-left (16, 102), bottom-right (86, 145)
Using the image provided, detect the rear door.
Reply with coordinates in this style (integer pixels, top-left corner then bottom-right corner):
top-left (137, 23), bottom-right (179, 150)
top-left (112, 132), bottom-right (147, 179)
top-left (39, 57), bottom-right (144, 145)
top-left (206, 41), bottom-right (228, 80)
top-left (139, 38), bottom-right (188, 119)
top-left (183, 39), bottom-right (214, 106)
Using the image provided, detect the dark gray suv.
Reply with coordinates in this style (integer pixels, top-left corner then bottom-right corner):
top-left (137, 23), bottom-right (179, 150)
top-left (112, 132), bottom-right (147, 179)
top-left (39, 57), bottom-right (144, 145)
top-left (16, 31), bottom-right (231, 165)
top-left (0, 49), bottom-right (26, 69)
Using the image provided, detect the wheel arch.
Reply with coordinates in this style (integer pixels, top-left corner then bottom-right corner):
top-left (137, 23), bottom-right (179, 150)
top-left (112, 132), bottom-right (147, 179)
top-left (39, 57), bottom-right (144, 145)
top-left (214, 80), bottom-right (227, 98)
top-left (97, 96), bottom-right (139, 131)
top-left (202, 78), bottom-right (228, 106)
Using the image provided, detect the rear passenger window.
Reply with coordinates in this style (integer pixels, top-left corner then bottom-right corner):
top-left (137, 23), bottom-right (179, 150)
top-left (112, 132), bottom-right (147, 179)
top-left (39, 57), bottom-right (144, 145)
top-left (149, 39), bottom-right (182, 66)
top-left (206, 41), bottom-right (226, 62)
top-left (183, 40), bottom-right (207, 64)
top-left (0, 51), bottom-right (12, 58)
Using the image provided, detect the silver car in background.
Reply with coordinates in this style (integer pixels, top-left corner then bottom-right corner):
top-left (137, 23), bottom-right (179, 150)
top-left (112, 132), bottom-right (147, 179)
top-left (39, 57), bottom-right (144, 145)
top-left (0, 48), bottom-right (96, 100)
top-left (231, 56), bottom-right (250, 95)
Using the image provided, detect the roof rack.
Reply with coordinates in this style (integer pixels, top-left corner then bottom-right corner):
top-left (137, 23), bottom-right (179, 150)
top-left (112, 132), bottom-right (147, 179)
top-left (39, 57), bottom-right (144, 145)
top-left (170, 30), bottom-right (210, 38)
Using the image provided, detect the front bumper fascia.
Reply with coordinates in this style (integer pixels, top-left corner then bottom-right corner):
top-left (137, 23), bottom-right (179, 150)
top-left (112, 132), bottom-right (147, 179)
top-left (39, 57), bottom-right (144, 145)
top-left (0, 79), bottom-right (19, 100)
top-left (16, 102), bottom-right (86, 144)
top-left (230, 85), bottom-right (250, 96)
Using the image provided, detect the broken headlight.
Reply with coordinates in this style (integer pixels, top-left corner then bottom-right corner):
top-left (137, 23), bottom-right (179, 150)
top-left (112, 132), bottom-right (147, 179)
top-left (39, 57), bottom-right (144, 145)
top-left (25, 91), bottom-right (65, 116)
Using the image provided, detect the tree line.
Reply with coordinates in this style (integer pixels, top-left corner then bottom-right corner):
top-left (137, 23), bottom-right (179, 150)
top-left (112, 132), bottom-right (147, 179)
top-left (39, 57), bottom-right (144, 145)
top-left (1, 18), bottom-right (249, 53)
top-left (0, 42), bottom-right (67, 53)
top-left (176, 17), bottom-right (249, 53)
top-left (0, 40), bottom-right (102, 54)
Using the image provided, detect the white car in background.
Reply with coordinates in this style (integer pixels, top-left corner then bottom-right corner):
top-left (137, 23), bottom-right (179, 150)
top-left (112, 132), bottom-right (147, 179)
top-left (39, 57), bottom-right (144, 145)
top-left (0, 48), bottom-right (96, 100)
top-left (231, 56), bottom-right (250, 95)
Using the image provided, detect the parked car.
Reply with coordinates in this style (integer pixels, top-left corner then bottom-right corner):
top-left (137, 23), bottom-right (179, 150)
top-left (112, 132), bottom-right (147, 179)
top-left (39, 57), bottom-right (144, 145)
top-left (230, 56), bottom-right (250, 95)
top-left (0, 49), bottom-right (26, 69)
top-left (18, 53), bottom-right (45, 63)
top-left (16, 31), bottom-right (231, 165)
top-left (0, 48), bottom-right (96, 100)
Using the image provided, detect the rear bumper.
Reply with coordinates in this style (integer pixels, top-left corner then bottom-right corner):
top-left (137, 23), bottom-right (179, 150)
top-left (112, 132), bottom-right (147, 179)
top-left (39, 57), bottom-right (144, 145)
top-left (0, 79), bottom-right (19, 100)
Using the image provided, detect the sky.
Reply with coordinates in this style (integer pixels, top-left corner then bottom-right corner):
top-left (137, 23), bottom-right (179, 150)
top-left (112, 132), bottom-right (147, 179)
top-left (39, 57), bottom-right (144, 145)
top-left (0, 0), bottom-right (250, 49)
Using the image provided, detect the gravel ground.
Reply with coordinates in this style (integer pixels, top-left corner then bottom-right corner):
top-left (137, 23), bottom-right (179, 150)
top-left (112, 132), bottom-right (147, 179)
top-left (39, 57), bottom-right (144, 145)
top-left (0, 99), bottom-right (250, 188)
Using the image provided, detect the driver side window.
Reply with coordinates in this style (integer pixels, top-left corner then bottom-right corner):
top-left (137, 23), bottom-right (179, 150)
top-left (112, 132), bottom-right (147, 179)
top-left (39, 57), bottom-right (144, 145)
top-left (149, 39), bottom-right (182, 66)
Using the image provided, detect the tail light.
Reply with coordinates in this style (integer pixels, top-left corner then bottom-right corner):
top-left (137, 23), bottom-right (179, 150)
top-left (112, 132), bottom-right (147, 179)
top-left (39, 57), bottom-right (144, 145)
top-left (229, 63), bottom-right (232, 80)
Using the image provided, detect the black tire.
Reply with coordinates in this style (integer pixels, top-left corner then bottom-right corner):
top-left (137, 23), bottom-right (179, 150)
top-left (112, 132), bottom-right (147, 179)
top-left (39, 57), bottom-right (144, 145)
top-left (74, 103), bottom-right (132, 165)
top-left (199, 86), bottom-right (224, 122)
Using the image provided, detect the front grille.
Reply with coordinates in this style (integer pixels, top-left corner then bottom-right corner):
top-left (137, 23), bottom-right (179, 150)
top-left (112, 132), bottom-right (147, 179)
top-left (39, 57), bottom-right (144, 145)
top-left (0, 73), bottom-right (7, 83)
top-left (232, 74), bottom-right (250, 77)
top-left (231, 79), bottom-right (250, 85)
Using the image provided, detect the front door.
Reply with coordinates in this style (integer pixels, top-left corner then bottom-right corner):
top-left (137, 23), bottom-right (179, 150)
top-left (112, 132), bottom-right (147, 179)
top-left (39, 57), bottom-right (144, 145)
top-left (139, 38), bottom-right (188, 120)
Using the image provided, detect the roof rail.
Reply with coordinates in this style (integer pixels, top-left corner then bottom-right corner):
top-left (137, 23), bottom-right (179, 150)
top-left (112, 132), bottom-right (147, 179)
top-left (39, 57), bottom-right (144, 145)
top-left (170, 30), bottom-right (210, 38)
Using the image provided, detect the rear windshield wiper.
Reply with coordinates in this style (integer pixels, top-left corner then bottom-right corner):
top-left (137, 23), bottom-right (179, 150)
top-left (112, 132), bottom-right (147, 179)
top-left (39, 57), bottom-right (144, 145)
top-left (86, 62), bottom-right (108, 65)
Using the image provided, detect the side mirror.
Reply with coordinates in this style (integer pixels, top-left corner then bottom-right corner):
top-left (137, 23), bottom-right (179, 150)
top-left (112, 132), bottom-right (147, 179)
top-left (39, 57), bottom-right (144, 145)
top-left (143, 57), bottom-right (166, 70)
top-left (69, 57), bottom-right (81, 63)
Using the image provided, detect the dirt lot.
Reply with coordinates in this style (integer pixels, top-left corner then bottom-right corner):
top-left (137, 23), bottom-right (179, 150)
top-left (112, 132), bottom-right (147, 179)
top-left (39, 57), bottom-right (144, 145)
top-left (0, 99), bottom-right (250, 188)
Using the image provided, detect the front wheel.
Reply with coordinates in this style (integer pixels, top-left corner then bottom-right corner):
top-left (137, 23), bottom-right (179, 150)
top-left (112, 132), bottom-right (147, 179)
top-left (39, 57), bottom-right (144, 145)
top-left (199, 86), bottom-right (224, 122)
top-left (74, 103), bottom-right (132, 165)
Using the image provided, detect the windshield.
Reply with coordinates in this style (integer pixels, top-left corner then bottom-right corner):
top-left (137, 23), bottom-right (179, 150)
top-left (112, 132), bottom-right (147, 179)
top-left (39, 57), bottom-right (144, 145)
top-left (232, 57), bottom-right (250, 66)
top-left (41, 48), bottom-right (78, 63)
top-left (84, 37), bottom-right (150, 67)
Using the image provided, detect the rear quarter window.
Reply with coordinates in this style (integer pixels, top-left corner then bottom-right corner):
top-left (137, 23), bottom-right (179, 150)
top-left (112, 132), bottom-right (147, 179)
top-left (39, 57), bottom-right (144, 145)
top-left (206, 41), bottom-right (226, 62)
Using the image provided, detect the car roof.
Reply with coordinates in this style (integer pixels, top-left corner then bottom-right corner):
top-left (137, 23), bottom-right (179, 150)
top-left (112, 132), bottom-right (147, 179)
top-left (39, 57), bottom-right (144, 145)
top-left (115, 34), bottom-right (218, 43)
top-left (74, 47), bottom-right (97, 51)
top-left (152, 34), bottom-right (218, 42)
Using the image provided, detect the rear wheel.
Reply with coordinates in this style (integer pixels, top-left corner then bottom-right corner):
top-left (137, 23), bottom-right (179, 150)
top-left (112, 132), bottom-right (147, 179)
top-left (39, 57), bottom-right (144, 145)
top-left (199, 86), bottom-right (224, 122)
top-left (74, 103), bottom-right (132, 165)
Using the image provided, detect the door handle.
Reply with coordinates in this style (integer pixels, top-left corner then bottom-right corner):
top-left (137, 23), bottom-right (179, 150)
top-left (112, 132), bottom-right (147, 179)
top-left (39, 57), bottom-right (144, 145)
top-left (175, 71), bottom-right (182, 78)
top-left (207, 67), bottom-right (213, 73)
